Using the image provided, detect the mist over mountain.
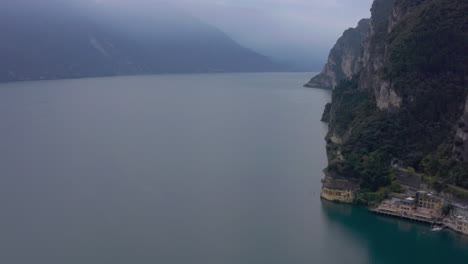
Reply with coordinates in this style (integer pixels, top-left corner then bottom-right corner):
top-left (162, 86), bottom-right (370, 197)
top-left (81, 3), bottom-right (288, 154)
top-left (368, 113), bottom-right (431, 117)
top-left (0, 0), bottom-right (282, 82)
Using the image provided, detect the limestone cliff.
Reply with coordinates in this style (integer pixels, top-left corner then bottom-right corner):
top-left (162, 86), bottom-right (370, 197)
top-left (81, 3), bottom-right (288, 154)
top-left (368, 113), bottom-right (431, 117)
top-left (320, 0), bottom-right (468, 191)
top-left (304, 19), bottom-right (370, 89)
top-left (358, 0), bottom-right (400, 111)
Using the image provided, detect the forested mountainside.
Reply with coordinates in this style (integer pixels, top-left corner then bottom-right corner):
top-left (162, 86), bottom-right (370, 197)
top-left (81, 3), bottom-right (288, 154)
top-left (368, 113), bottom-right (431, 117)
top-left (315, 0), bottom-right (468, 193)
top-left (0, 0), bottom-right (281, 83)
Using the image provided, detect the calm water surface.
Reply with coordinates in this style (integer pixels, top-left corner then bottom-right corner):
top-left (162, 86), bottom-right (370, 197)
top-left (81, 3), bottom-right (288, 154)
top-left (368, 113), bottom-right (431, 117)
top-left (0, 73), bottom-right (466, 263)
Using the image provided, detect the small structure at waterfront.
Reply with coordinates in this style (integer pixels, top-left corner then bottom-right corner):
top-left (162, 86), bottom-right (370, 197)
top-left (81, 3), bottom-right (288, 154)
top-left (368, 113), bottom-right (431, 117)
top-left (321, 178), bottom-right (358, 203)
top-left (454, 216), bottom-right (468, 234)
top-left (374, 192), bottom-right (468, 235)
top-left (445, 203), bottom-right (468, 235)
top-left (453, 203), bottom-right (468, 218)
top-left (416, 191), bottom-right (441, 210)
top-left (375, 196), bottom-right (444, 224)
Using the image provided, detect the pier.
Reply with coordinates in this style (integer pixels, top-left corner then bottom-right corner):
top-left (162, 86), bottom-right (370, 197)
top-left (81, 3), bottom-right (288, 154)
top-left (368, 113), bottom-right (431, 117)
top-left (370, 208), bottom-right (443, 225)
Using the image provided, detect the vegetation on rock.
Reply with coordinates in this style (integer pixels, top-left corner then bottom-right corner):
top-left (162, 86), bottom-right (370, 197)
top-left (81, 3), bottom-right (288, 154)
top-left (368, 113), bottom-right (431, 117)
top-left (324, 0), bottom-right (468, 193)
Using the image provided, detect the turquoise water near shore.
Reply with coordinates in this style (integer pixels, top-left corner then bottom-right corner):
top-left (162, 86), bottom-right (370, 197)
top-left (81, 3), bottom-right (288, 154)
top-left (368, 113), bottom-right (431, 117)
top-left (322, 201), bottom-right (468, 263)
top-left (0, 73), bottom-right (466, 263)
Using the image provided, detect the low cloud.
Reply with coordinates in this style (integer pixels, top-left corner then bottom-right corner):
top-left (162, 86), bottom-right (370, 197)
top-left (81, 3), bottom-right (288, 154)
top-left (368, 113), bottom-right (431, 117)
top-left (91, 0), bottom-right (372, 69)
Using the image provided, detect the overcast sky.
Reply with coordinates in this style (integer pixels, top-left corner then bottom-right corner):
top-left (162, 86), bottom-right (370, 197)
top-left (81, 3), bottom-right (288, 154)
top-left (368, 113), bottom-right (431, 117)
top-left (164, 0), bottom-right (374, 70)
top-left (95, 0), bottom-right (373, 70)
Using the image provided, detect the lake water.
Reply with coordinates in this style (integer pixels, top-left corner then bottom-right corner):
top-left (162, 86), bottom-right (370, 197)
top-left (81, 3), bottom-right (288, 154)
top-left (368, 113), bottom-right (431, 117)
top-left (0, 73), bottom-right (466, 264)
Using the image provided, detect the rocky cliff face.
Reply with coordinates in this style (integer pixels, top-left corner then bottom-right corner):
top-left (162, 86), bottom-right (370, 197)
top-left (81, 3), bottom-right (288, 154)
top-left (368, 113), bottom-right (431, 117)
top-left (304, 19), bottom-right (370, 89)
top-left (320, 0), bottom-right (468, 191)
top-left (454, 97), bottom-right (468, 163)
top-left (358, 0), bottom-right (400, 111)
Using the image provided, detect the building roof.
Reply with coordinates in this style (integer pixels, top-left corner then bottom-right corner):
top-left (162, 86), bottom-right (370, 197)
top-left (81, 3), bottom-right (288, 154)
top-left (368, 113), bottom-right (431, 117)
top-left (454, 203), bottom-right (468, 210)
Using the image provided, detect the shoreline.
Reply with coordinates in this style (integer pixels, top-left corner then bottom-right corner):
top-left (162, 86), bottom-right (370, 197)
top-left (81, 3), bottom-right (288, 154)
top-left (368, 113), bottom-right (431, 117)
top-left (320, 196), bottom-right (468, 236)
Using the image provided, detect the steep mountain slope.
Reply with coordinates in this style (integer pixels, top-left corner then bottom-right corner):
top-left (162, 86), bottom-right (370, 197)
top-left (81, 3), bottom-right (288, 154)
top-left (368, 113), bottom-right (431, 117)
top-left (0, 0), bottom-right (281, 82)
top-left (454, 97), bottom-right (468, 164)
top-left (318, 0), bottom-right (468, 192)
top-left (304, 19), bottom-right (370, 89)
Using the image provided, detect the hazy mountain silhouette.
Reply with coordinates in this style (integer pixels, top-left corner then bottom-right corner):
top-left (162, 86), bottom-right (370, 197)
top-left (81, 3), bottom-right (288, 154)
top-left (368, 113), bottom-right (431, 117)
top-left (0, 0), bottom-right (282, 82)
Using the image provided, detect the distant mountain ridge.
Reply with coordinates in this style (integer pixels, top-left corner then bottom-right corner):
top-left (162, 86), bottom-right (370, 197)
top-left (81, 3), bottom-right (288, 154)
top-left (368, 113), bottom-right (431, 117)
top-left (0, 0), bottom-right (282, 83)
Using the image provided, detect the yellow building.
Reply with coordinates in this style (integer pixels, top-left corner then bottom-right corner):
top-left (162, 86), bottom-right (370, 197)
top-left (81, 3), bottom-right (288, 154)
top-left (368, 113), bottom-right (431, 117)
top-left (454, 217), bottom-right (468, 235)
top-left (321, 179), bottom-right (358, 203)
top-left (416, 191), bottom-right (441, 210)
